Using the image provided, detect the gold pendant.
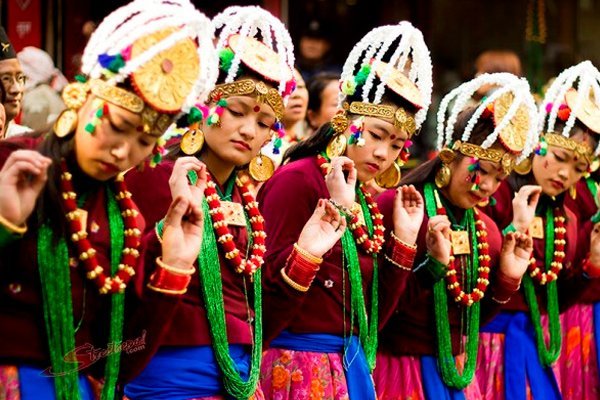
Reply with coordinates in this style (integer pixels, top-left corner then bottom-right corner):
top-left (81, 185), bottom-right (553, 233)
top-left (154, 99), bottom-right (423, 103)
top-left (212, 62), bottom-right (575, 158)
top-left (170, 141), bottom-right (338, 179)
top-left (248, 154), bottom-right (275, 182)
top-left (530, 216), bottom-right (544, 239)
top-left (77, 208), bottom-right (89, 232)
top-left (180, 128), bottom-right (204, 155)
top-left (221, 201), bottom-right (246, 227)
top-left (450, 230), bottom-right (470, 255)
top-left (326, 134), bottom-right (347, 159)
top-left (54, 109), bottom-right (79, 138)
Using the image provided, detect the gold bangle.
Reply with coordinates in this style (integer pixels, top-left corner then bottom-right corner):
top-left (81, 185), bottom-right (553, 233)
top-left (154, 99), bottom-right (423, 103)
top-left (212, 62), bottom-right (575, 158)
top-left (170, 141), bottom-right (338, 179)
top-left (391, 232), bottom-right (417, 250)
top-left (491, 296), bottom-right (511, 304)
top-left (280, 267), bottom-right (310, 292)
top-left (384, 254), bottom-right (412, 272)
top-left (0, 214), bottom-right (27, 235)
top-left (155, 257), bottom-right (196, 276)
top-left (147, 282), bottom-right (188, 295)
top-left (293, 243), bottom-right (323, 264)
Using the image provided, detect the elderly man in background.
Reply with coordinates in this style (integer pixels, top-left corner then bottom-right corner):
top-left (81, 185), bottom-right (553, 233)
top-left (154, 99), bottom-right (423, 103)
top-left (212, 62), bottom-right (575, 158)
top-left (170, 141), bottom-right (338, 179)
top-left (17, 46), bottom-right (66, 134)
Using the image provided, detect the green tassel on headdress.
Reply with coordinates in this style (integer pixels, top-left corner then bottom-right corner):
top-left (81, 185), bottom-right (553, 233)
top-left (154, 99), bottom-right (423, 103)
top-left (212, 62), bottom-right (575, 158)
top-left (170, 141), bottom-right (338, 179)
top-left (219, 48), bottom-right (235, 72)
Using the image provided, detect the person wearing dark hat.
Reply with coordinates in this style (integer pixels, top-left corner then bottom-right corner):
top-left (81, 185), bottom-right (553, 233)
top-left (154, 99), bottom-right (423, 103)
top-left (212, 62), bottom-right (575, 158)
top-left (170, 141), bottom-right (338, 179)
top-left (0, 27), bottom-right (32, 139)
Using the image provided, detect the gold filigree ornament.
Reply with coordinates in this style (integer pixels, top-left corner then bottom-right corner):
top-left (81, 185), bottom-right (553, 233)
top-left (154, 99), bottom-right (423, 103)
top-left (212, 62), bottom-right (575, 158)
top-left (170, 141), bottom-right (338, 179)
top-left (372, 60), bottom-right (424, 109)
top-left (544, 133), bottom-right (595, 165)
top-left (248, 153), bottom-right (275, 182)
top-left (565, 88), bottom-right (600, 134)
top-left (227, 34), bottom-right (294, 84)
top-left (494, 92), bottom-right (530, 154)
top-left (54, 81), bottom-right (91, 138)
top-left (346, 101), bottom-right (417, 137)
top-left (331, 111), bottom-right (350, 134)
top-left (209, 79), bottom-right (285, 120)
top-left (513, 156), bottom-right (533, 175)
top-left (326, 134), bottom-right (348, 159)
top-left (375, 159), bottom-right (402, 189)
top-left (130, 27), bottom-right (200, 114)
top-left (452, 141), bottom-right (516, 176)
top-left (180, 123), bottom-right (205, 155)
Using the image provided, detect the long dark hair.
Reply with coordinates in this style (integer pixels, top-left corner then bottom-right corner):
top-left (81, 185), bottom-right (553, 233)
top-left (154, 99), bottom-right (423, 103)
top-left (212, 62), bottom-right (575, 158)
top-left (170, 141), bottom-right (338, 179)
top-left (401, 106), bottom-right (497, 186)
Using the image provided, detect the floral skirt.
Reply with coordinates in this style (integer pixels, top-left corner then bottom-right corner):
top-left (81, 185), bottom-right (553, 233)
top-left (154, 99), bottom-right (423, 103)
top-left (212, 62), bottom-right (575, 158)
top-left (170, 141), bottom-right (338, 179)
top-left (260, 348), bottom-right (349, 400)
top-left (373, 352), bottom-right (482, 400)
top-left (555, 303), bottom-right (600, 400)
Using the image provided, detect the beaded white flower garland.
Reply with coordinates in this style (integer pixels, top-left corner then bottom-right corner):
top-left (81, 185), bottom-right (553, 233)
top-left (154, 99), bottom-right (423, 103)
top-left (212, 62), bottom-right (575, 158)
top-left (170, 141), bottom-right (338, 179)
top-left (338, 21), bottom-right (433, 129)
top-left (436, 72), bottom-right (539, 162)
top-left (539, 60), bottom-right (600, 155)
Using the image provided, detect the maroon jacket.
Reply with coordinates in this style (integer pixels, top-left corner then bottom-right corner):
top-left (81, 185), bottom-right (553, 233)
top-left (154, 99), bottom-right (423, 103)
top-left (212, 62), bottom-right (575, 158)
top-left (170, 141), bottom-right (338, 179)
top-left (123, 160), bottom-right (255, 379)
top-left (257, 156), bottom-right (411, 344)
top-left (376, 182), bottom-right (520, 356)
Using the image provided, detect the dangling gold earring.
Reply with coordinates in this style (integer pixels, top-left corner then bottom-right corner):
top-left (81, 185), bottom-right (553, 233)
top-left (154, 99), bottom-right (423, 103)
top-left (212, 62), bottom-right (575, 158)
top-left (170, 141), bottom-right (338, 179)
top-left (249, 151), bottom-right (275, 182)
top-left (54, 81), bottom-right (89, 138)
top-left (326, 134), bottom-right (347, 159)
top-left (180, 123), bottom-right (204, 155)
top-left (435, 164), bottom-right (452, 188)
top-left (514, 156), bottom-right (533, 175)
top-left (569, 185), bottom-right (577, 199)
top-left (375, 159), bottom-right (402, 189)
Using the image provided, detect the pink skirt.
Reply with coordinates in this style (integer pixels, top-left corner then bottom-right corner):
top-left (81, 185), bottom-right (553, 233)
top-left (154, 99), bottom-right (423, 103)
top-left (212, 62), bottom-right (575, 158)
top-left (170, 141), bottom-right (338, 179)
top-left (555, 303), bottom-right (600, 400)
top-left (373, 352), bottom-right (482, 400)
top-left (260, 348), bottom-right (350, 400)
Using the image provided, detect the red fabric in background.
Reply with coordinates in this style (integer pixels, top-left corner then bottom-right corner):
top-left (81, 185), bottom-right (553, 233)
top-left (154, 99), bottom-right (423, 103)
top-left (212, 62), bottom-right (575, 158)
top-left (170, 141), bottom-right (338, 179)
top-left (6, 0), bottom-right (42, 51)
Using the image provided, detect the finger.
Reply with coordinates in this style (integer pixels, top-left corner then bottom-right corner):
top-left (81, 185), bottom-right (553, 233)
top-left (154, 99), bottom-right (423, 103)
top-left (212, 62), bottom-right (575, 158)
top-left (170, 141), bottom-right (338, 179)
top-left (2, 150), bottom-right (50, 171)
top-left (346, 165), bottom-right (358, 188)
top-left (4, 160), bottom-right (46, 181)
top-left (502, 232), bottom-right (516, 254)
top-left (164, 196), bottom-right (190, 229)
top-left (394, 185), bottom-right (404, 207)
top-left (411, 185), bottom-right (424, 207)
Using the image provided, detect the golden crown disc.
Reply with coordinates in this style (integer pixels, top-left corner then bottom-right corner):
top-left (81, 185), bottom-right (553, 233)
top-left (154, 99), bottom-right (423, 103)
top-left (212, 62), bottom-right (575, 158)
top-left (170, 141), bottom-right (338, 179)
top-left (372, 60), bottom-right (423, 109)
top-left (227, 34), bottom-right (293, 84)
top-left (130, 27), bottom-right (200, 114)
top-left (494, 92), bottom-right (529, 153)
top-left (565, 88), bottom-right (600, 134)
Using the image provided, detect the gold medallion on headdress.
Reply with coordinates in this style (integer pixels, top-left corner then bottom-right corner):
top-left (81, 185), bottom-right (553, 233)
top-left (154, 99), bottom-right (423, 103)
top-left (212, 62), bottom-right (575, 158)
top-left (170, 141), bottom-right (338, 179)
top-left (372, 60), bottom-right (423, 109)
top-left (565, 88), bottom-right (600, 134)
top-left (227, 34), bottom-right (293, 83)
top-left (130, 27), bottom-right (200, 114)
top-left (494, 92), bottom-right (530, 153)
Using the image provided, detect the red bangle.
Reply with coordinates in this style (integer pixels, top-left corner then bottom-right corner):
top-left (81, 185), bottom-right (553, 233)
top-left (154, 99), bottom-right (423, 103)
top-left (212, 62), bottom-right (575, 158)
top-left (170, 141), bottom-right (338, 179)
top-left (148, 258), bottom-right (195, 294)
top-left (285, 245), bottom-right (321, 288)
top-left (390, 235), bottom-right (417, 269)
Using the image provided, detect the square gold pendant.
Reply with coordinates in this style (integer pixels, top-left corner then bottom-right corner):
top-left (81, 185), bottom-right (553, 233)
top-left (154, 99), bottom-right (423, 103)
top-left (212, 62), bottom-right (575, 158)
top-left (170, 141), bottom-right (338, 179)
top-left (530, 216), bottom-right (544, 239)
top-left (221, 201), bottom-right (246, 227)
top-left (450, 230), bottom-right (471, 255)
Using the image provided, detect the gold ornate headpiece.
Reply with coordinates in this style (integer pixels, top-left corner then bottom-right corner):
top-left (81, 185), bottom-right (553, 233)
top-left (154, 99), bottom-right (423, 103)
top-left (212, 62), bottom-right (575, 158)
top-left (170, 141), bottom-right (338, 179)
top-left (543, 132), bottom-right (595, 165)
top-left (208, 79), bottom-right (284, 120)
top-left (450, 140), bottom-right (516, 175)
top-left (330, 101), bottom-right (417, 137)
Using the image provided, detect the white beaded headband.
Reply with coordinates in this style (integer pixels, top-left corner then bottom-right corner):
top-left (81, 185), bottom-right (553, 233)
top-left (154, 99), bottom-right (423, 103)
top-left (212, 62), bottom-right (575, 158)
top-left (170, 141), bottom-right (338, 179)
top-left (81, 0), bottom-right (218, 112)
top-left (539, 60), bottom-right (600, 155)
top-left (338, 21), bottom-right (433, 130)
top-left (436, 72), bottom-right (538, 163)
top-left (212, 5), bottom-right (295, 101)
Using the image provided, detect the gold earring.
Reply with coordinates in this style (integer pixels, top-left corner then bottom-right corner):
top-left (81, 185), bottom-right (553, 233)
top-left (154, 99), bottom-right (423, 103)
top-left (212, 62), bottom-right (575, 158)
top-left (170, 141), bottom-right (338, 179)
top-left (375, 160), bottom-right (402, 189)
top-left (514, 157), bottom-right (533, 175)
top-left (180, 125), bottom-right (204, 155)
top-left (569, 185), bottom-right (577, 199)
top-left (326, 134), bottom-right (347, 159)
top-left (249, 152), bottom-right (275, 182)
top-left (54, 81), bottom-right (89, 138)
top-left (330, 112), bottom-right (349, 134)
top-left (435, 164), bottom-right (452, 188)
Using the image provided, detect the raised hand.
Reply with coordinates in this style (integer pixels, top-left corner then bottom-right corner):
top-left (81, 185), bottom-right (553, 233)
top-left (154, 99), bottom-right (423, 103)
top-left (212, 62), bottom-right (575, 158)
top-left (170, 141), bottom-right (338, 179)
top-left (511, 185), bottom-right (542, 233)
top-left (499, 232), bottom-right (533, 280)
top-left (393, 185), bottom-right (424, 245)
top-left (325, 156), bottom-right (357, 209)
top-left (426, 215), bottom-right (452, 265)
top-left (297, 199), bottom-right (347, 258)
top-left (168, 157), bottom-right (207, 212)
top-left (0, 150), bottom-right (52, 226)
top-left (161, 196), bottom-right (204, 271)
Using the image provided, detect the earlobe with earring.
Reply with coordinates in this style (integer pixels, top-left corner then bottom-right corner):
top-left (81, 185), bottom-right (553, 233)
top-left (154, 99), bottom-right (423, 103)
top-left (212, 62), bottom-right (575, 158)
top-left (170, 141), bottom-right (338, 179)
top-left (249, 151), bottom-right (275, 182)
top-left (435, 148), bottom-right (456, 189)
top-left (180, 123), bottom-right (205, 155)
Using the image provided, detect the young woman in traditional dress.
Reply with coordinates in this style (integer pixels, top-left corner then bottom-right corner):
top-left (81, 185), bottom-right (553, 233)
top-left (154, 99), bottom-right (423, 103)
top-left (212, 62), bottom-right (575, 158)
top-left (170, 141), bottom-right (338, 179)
top-left (258, 22), bottom-right (434, 400)
top-left (0, 0), bottom-right (215, 398)
top-left (476, 61), bottom-right (600, 400)
top-left (123, 6), bottom-right (295, 400)
top-left (374, 73), bottom-right (539, 399)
